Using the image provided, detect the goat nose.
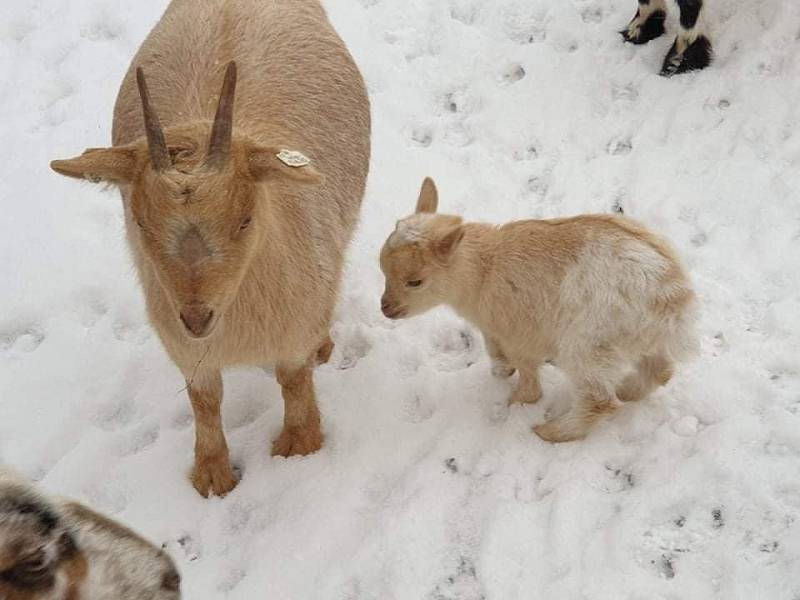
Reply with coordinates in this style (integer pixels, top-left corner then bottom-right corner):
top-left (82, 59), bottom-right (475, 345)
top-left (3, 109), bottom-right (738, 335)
top-left (179, 305), bottom-right (214, 337)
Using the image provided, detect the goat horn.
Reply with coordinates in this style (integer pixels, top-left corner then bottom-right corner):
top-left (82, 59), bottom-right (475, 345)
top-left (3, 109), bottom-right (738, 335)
top-left (206, 61), bottom-right (238, 169)
top-left (136, 67), bottom-right (171, 171)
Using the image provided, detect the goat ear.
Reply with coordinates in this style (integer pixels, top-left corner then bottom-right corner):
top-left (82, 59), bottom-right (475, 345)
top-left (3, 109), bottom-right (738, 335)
top-left (415, 177), bottom-right (438, 214)
top-left (432, 221), bottom-right (464, 262)
top-left (50, 147), bottom-right (138, 184)
top-left (247, 147), bottom-right (324, 184)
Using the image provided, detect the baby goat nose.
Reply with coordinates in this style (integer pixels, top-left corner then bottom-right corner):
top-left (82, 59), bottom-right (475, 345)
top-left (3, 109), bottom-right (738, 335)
top-left (180, 304), bottom-right (214, 337)
top-left (380, 296), bottom-right (391, 314)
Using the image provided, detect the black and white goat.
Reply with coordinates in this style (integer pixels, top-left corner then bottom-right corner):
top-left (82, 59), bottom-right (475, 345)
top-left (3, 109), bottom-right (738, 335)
top-left (0, 469), bottom-right (181, 600)
top-left (622, 0), bottom-right (712, 75)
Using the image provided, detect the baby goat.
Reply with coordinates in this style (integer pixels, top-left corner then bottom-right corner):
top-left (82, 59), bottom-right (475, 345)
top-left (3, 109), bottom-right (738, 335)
top-left (379, 178), bottom-right (697, 442)
top-left (622, 0), bottom-right (712, 75)
top-left (0, 470), bottom-right (180, 600)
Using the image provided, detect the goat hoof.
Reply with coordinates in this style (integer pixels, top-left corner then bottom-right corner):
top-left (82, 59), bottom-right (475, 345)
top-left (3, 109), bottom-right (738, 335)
top-left (272, 426), bottom-right (323, 457)
top-left (616, 378), bottom-right (646, 402)
top-left (190, 459), bottom-right (239, 497)
top-left (508, 388), bottom-right (541, 406)
top-left (316, 337), bottom-right (335, 365)
top-left (660, 35), bottom-right (712, 76)
top-left (491, 362), bottom-right (516, 379)
top-left (621, 10), bottom-right (666, 45)
top-left (534, 421), bottom-right (584, 443)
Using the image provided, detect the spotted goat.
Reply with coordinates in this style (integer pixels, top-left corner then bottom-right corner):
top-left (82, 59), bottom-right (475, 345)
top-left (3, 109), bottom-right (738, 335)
top-left (0, 469), bottom-right (180, 600)
top-left (622, 0), bottom-right (712, 75)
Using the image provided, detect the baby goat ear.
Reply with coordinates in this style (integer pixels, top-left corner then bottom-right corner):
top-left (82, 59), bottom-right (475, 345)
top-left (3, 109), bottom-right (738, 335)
top-left (415, 177), bottom-right (438, 214)
top-left (50, 147), bottom-right (139, 184)
top-left (432, 220), bottom-right (464, 262)
top-left (248, 147), bottom-right (324, 184)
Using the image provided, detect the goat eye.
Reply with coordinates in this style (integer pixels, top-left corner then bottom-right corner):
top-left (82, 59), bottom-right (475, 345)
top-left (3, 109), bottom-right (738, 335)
top-left (239, 216), bottom-right (252, 230)
top-left (406, 279), bottom-right (423, 288)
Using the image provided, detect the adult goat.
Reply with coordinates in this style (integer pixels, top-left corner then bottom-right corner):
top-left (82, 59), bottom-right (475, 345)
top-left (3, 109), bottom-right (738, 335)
top-left (51, 0), bottom-right (371, 497)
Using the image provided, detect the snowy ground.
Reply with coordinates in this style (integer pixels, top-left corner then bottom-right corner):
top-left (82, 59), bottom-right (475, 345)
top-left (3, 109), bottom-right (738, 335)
top-left (2, 0), bottom-right (800, 598)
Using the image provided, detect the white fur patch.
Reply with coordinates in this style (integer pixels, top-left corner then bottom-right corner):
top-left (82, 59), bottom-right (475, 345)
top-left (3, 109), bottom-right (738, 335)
top-left (386, 214), bottom-right (435, 248)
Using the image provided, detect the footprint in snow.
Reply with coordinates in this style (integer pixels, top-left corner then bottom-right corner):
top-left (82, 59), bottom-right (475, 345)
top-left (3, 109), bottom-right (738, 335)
top-left (672, 415), bottom-right (700, 436)
top-left (163, 533), bottom-right (200, 562)
top-left (581, 5), bottom-right (604, 24)
top-left (607, 136), bottom-right (633, 156)
top-left (335, 327), bottom-right (372, 370)
top-left (429, 326), bottom-right (478, 371)
top-left (0, 325), bottom-right (46, 354)
top-left (652, 554), bottom-right (676, 580)
top-left (711, 332), bottom-right (730, 355)
top-left (94, 393), bottom-right (136, 432)
top-left (39, 78), bottom-right (76, 112)
top-left (504, 9), bottom-right (550, 45)
top-left (500, 64), bottom-right (526, 86)
top-left (112, 318), bottom-right (151, 344)
top-left (1, 17), bottom-right (35, 42)
top-left (73, 288), bottom-right (108, 328)
top-left (401, 391), bottom-right (436, 424)
top-left (218, 568), bottom-right (246, 593)
top-left (513, 143), bottom-right (539, 161)
top-left (429, 556), bottom-right (486, 600)
top-left (611, 83), bottom-right (639, 102)
top-left (443, 121), bottom-right (475, 147)
top-left (551, 36), bottom-right (579, 53)
top-left (640, 506), bottom-right (727, 580)
top-left (594, 463), bottom-right (635, 493)
top-left (113, 422), bottom-right (160, 457)
top-left (691, 231), bottom-right (709, 247)
top-left (527, 174), bottom-right (549, 198)
top-left (225, 499), bottom-right (259, 534)
top-left (411, 126), bottom-right (434, 147)
top-left (80, 13), bottom-right (125, 42)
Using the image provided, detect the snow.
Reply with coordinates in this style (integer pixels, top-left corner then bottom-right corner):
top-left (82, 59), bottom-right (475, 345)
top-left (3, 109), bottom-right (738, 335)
top-left (2, 0), bottom-right (800, 598)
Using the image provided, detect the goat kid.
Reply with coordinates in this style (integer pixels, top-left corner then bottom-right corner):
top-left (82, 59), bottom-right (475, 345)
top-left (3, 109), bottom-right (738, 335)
top-left (380, 178), bottom-right (698, 442)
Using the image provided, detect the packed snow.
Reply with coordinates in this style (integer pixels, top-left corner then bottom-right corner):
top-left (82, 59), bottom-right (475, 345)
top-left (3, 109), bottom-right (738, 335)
top-left (2, 0), bottom-right (800, 598)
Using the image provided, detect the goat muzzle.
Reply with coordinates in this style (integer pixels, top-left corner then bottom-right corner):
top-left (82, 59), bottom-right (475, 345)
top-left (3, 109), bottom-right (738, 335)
top-left (179, 304), bottom-right (215, 338)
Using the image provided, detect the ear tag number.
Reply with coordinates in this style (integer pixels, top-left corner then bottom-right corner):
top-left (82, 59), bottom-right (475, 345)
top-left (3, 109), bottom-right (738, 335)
top-left (276, 149), bottom-right (311, 168)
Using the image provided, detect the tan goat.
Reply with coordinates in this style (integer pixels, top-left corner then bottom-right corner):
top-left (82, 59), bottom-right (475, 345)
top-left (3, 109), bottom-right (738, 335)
top-left (0, 469), bottom-right (181, 600)
top-left (50, 0), bottom-right (370, 496)
top-left (380, 178), bottom-right (697, 442)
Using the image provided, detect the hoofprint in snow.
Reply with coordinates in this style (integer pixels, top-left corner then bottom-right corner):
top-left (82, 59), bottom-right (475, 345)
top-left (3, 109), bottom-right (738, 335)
top-left (1, 0), bottom-right (799, 598)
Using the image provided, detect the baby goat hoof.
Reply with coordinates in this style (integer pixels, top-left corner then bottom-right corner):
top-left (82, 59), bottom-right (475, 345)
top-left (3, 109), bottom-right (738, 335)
top-left (621, 10), bottom-right (666, 45)
top-left (533, 421), bottom-right (585, 443)
top-left (272, 426), bottom-right (323, 457)
top-left (491, 361), bottom-right (516, 379)
top-left (190, 460), bottom-right (239, 497)
top-left (508, 388), bottom-right (542, 406)
top-left (660, 36), bottom-right (712, 76)
top-left (316, 337), bottom-right (335, 365)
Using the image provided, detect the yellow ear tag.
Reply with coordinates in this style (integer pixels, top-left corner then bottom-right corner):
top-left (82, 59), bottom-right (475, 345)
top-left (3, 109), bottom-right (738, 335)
top-left (276, 149), bottom-right (311, 168)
